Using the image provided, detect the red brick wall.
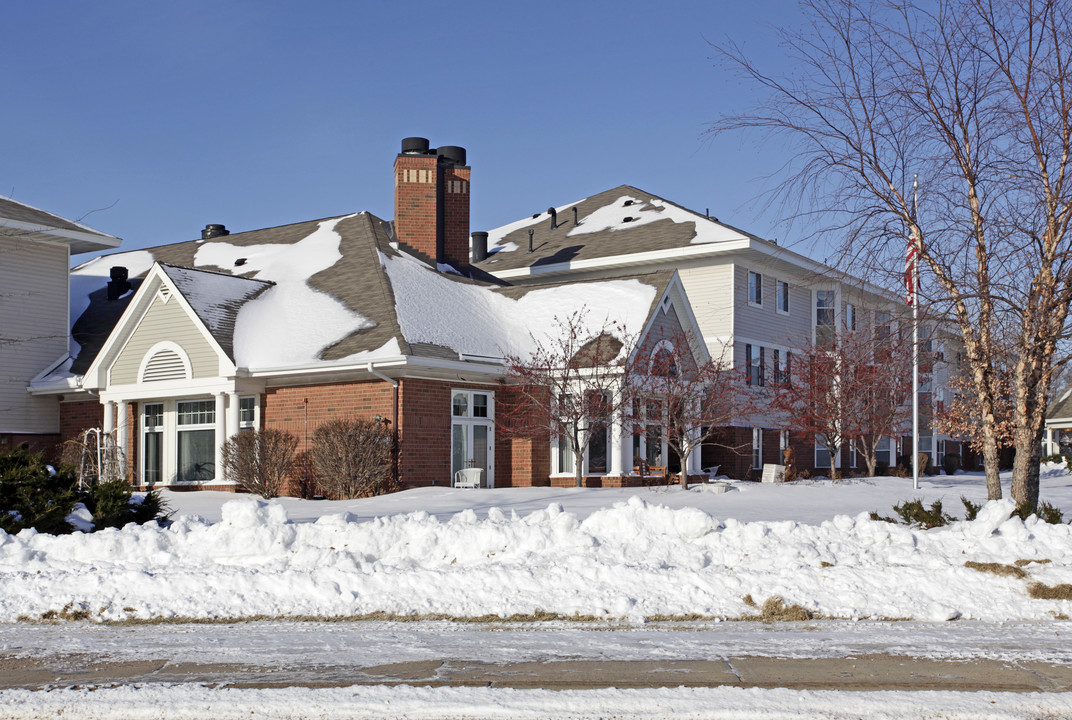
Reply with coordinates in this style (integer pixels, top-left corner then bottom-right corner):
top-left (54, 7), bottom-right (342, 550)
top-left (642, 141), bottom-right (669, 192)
top-left (394, 154), bottom-right (439, 262)
top-left (0, 432), bottom-right (62, 460)
top-left (441, 164), bottom-right (470, 267)
top-left (59, 399), bottom-right (103, 447)
top-left (263, 382), bottom-right (395, 495)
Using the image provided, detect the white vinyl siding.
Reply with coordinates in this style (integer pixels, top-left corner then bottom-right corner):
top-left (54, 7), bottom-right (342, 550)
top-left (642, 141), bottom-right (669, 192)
top-left (0, 238), bottom-right (68, 433)
top-left (110, 295), bottom-right (219, 384)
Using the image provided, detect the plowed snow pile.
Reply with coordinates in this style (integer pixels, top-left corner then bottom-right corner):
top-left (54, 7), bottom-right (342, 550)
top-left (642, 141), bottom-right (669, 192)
top-left (1, 497), bottom-right (1070, 622)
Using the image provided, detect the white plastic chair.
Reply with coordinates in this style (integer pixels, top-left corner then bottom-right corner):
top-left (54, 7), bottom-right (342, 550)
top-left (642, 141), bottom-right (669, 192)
top-left (454, 467), bottom-right (484, 488)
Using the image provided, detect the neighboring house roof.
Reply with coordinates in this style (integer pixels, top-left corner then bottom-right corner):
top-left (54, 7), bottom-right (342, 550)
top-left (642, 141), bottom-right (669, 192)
top-left (1048, 385), bottom-right (1072, 423)
top-left (0, 195), bottom-right (121, 254)
top-left (54, 210), bottom-right (677, 384)
top-left (473, 184), bottom-right (758, 274)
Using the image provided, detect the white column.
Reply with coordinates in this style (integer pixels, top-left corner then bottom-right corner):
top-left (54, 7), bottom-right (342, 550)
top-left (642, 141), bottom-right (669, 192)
top-left (102, 400), bottom-right (115, 434)
top-left (609, 387), bottom-right (623, 477)
top-left (214, 393), bottom-right (226, 482)
top-left (687, 426), bottom-right (702, 475)
top-left (226, 392), bottom-right (240, 440)
top-left (116, 400), bottom-right (129, 475)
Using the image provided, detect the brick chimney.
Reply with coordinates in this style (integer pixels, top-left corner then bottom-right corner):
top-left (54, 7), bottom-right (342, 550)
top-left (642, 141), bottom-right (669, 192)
top-left (393, 137), bottom-right (470, 267)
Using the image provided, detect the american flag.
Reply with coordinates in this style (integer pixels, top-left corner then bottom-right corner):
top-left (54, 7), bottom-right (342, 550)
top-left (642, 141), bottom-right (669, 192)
top-left (905, 228), bottom-right (919, 305)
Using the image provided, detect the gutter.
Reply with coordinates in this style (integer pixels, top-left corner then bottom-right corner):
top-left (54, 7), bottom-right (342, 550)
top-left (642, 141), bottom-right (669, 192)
top-left (367, 362), bottom-right (400, 488)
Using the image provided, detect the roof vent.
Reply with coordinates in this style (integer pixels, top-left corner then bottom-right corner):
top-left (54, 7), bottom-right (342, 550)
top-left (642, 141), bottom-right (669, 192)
top-left (623, 216), bottom-right (635, 223)
top-left (528, 228), bottom-right (534, 253)
top-left (234, 258), bottom-right (247, 267)
top-left (548, 207), bottom-right (558, 230)
top-left (471, 231), bottom-right (489, 263)
top-left (202, 224), bottom-right (229, 240)
top-left (624, 200), bottom-right (634, 207)
top-left (401, 137), bottom-right (430, 154)
top-left (107, 266), bottom-right (131, 301)
top-left (573, 207), bottom-right (579, 225)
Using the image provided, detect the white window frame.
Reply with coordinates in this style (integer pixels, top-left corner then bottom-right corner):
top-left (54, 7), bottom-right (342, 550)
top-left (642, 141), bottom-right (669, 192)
top-left (776, 280), bottom-right (790, 315)
top-left (814, 289), bottom-right (837, 346)
top-left (452, 388), bottom-right (495, 487)
top-left (141, 402), bottom-right (164, 485)
top-left (176, 399), bottom-right (217, 483)
top-left (752, 427), bottom-right (763, 470)
top-left (844, 303), bottom-right (857, 332)
top-left (238, 395), bottom-right (259, 431)
top-left (748, 271), bottom-right (763, 307)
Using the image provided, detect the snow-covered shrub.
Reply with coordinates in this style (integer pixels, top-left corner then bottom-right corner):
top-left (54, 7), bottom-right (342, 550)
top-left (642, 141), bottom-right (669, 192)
top-left (0, 446), bottom-right (79, 535)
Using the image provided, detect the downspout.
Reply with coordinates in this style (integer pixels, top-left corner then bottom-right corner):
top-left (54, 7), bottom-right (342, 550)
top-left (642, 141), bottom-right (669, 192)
top-left (367, 363), bottom-right (400, 487)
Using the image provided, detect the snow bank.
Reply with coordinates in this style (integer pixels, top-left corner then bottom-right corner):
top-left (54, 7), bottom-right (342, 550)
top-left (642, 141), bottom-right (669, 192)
top-left (1, 497), bottom-right (1069, 623)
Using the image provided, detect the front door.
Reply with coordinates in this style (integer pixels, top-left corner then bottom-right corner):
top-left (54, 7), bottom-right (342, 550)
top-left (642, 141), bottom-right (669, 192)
top-left (451, 390), bottom-right (494, 487)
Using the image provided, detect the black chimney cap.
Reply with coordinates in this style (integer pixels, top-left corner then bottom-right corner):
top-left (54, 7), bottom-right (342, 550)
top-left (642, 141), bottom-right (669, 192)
top-left (401, 137), bottom-right (430, 154)
top-left (202, 224), bottom-right (229, 240)
top-left (436, 145), bottom-right (467, 166)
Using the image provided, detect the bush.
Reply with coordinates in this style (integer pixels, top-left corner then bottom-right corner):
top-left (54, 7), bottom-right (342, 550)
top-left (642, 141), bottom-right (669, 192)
top-left (961, 496), bottom-right (982, 521)
top-left (81, 480), bottom-right (170, 530)
top-left (222, 429), bottom-right (299, 498)
top-left (0, 446), bottom-right (168, 534)
top-left (0, 446), bottom-right (80, 535)
top-left (311, 417), bottom-right (395, 499)
top-left (942, 453), bottom-right (961, 476)
top-left (1014, 501), bottom-right (1065, 524)
top-left (870, 498), bottom-right (952, 529)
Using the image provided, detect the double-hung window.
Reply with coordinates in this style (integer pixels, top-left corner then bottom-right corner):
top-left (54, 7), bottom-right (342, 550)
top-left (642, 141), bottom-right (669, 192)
top-left (746, 344), bottom-right (765, 386)
top-left (773, 349), bottom-right (791, 386)
top-left (815, 290), bottom-right (836, 347)
top-left (142, 403), bottom-right (163, 484)
top-left (748, 271), bottom-right (763, 307)
top-left (776, 280), bottom-right (790, 314)
top-left (176, 400), bottom-right (215, 482)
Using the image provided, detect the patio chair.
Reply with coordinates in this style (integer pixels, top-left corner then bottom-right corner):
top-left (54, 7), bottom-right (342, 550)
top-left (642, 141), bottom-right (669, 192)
top-left (453, 467), bottom-right (484, 488)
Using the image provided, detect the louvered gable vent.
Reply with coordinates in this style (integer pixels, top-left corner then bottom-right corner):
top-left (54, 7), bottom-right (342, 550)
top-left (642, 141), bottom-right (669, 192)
top-left (141, 349), bottom-right (188, 382)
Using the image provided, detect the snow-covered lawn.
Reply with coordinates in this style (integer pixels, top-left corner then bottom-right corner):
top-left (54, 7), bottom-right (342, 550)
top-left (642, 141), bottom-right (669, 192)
top-left (1, 466), bottom-right (1070, 624)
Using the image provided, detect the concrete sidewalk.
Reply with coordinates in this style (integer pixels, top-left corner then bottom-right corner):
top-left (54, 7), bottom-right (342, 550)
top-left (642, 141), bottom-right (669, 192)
top-left (3, 653), bottom-right (1072, 691)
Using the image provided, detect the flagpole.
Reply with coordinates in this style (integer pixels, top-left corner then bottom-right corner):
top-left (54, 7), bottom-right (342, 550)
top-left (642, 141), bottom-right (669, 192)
top-left (911, 175), bottom-right (920, 491)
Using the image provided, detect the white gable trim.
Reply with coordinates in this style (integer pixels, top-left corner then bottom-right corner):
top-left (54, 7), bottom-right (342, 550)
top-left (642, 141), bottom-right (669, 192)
top-left (83, 263), bottom-right (237, 390)
top-left (626, 272), bottom-right (710, 371)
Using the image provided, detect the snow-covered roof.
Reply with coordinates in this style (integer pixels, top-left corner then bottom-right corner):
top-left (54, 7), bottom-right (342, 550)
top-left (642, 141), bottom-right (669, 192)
top-left (474, 185), bottom-right (757, 273)
top-left (60, 210), bottom-right (673, 379)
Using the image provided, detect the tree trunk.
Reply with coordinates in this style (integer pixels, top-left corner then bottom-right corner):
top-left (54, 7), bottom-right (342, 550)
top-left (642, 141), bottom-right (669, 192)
top-left (679, 447), bottom-right (690, 489)
top-left (1011, 425), bottom-right (1044, 513)
top-left (979, 430), bottom-right (1003, 501)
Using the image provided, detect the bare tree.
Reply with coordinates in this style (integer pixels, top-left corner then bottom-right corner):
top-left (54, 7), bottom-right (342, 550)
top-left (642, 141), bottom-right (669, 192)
top-left (310, 417), bottom-right (394, 499)
top-left (498, 311), bottom-right (632, 488)
top-left (221, 429), bottom-right (299, 499)
top-left (624, 330), bottom-right (754, 487)
top-left (768, 330), bottom-right (913, 479)
top-left (712, 0), bottom-right (1072, 510)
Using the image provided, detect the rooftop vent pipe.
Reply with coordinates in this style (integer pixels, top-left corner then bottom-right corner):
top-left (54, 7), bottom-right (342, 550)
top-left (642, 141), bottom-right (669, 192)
top-left (107, 266), bottom-right (131, 301)
top-left (528, 228), bottom-right (534, 253)
top-left (202, 224), bottom-right (229, 240)
top-left (573, 207), bottom-right (579, 225)
top-left (548, 207), bottom-right (557, 230)
top-left (471, 231), bottom-right (489, 263)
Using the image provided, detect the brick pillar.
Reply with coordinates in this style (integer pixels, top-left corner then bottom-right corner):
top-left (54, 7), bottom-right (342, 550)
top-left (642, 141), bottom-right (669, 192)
top-left (394, 151), bottom-right (439, 263)
top-left (441, 163), bottom-right (470, 267)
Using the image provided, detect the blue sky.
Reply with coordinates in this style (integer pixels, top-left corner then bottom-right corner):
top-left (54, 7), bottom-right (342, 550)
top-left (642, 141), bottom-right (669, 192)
top-left (4, 1), bottom-right (808, 260)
